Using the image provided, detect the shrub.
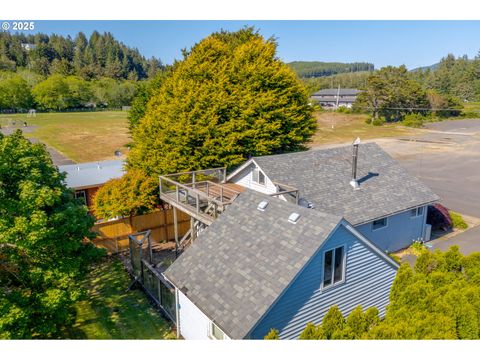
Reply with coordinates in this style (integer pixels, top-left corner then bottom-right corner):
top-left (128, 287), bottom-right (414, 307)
top-left (402, 114), bottom-right (426, 128)
top-left (264, 328), bottom-right (280, 339)
top-left (371, 117), bottom-right (386, 126)
top-left (449, 211), bottom-right (468, 230)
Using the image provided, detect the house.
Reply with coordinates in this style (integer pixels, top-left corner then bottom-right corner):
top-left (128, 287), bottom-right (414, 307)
top-left (227, 142), bottom-right (439, 253)
top-left (311, 88), bottom-right (361, 109)
top-left (58, 160), bottom-right (125, 211)
top-left (163, 190), bottom-right (399, 339)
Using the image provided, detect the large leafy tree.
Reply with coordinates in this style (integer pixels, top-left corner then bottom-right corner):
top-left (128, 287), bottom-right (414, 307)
top-left (0, 131), bottom-right (100, 339)
top-left (92, 169), bottom-right (159, 222)
top-left (128, 27), bottom-right (316, 176)
top-left (354, 65), bottom-right (430, 122)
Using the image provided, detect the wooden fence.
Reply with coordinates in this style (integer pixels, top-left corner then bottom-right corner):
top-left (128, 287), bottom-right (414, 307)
top-left (91, 208), bottom-right (190, 254)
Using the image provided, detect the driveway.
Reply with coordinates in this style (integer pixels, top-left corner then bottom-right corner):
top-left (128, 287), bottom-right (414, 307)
top-left (377, 119), bottom-right (480, 218)
top-left (378, 119), bottom-right (480, 256)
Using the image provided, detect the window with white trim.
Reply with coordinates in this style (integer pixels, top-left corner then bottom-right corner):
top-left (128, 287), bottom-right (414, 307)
top-left (410, 207), bottom-right (424, 218)
top-left (323, 246), bottom-right (345, 288)
top-left (210, 322), bottom-right (226, 340)
top-left (372, 217), bottom-right (387, 230)
top-left (75, 190), bottom-right (87, 205)
top-left (252, 168), bottom-right (266, 185)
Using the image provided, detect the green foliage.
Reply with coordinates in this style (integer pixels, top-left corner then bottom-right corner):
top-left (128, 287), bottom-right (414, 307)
top-left (371, 117), bottom-right (386, 126)
top-left (264, 328), bottom-right (280, 339)
top-left (128, 28), bottom-right (316, 176)
top-left (302, 71), bottom-right (372, 95)
top-left (0, 31), bottom-right (161, 80)
top-left (299, 246), bottom-right (480, 340)
top-left (92, 169), bottom-right (159, 220)
top-left (0, 73), bottom-right (33, 110)
top-left (449, 211), bottom-right (468, 230)
top-left (410, 240), bottom-right (428, 256)
top-left (128, 69), bottom-right (169, 131)
top-left (402, 113), bottom-right (426, 128)
top-left (0, 130), bottom-right (102, 339)
top-left (288, 61), bottom-right (374, 78)
top-left (354, 65), bottom-right (430, 122)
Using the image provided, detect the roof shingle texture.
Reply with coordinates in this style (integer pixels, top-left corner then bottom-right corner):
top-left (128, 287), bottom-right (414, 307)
top-left (252, 142), bottom-right (439, 225)
top-left (164, 190), bottom-right (342, 339)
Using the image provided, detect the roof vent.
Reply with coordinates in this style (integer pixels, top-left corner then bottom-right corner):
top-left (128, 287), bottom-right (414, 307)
top-left (257, 200), bottom-right (269, 211)
top-left (288, 212), bottom-right (301, 224)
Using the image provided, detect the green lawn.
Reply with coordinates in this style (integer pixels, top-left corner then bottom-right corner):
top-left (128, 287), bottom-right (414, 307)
top-left (0, 111), bottom-right (130, 163)
top-left (66, 257), bottom-right (176, 339)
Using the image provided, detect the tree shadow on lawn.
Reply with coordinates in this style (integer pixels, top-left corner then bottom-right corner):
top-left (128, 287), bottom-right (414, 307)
top-left (64, 257), bottom-right (176, 339)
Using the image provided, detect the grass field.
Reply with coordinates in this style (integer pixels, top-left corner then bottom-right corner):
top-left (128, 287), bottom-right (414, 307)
top-left (0, 111), bottom-right (130, 163)
top-left (309, 111), bottom-right (419, 147)
top-left (65, 257), bottom-right (175, 339)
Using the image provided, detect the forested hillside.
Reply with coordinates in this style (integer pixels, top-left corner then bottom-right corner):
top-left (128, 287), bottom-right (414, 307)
top-left (288, 61), bottom-right (374, 78)
top-left (410, 54), bottom-right (480, 101)
top-left (0, 31), bottom-right (161, 80)
top-left (0, 31), bottom-right (163, 111)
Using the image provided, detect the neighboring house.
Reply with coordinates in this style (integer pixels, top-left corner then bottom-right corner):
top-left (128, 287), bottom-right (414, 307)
top-left (227, 142), bottom-right (439, 253)
top-left (59, 160), bottom-right (125, 211)
top-left (21, 43), bottom-right (37, 51)
top-left (311, 88), bottom-right (361, 109)
top-left (164, 190), bottom-right (399, 340)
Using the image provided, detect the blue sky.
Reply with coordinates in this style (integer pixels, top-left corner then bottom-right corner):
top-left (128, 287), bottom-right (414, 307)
top-left (7, 20), bottom-right (480, 69)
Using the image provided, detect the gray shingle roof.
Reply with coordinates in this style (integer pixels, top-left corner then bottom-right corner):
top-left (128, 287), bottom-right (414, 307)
top-left (251, 142), bottom-right (439, 225)
top-left (312, 88), bottom-right (361, 96)
top-left (164, 190), bottom-right (342, 339)
top-left (58, 160), bottom-right (125, 189)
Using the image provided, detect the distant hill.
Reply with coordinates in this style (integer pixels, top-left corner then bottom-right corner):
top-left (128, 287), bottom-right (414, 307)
top-left (0, 31), bottom-right (162, 80)
top-left (288, 61), bottom-right (374, 78)
top-left (410, 63), bottom-right (440, 72)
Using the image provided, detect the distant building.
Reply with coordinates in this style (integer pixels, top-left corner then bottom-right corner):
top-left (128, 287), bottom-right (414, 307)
top-left (21, 43), bottom-right (37, 51)
top-left (58, 160), bottom-right (125, 211)
top-left (311, 88), bottom-right (361, 109)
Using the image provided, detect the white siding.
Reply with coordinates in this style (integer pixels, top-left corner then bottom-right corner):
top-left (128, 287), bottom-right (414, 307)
top-left (229, 162), bottom-right (277, 195)
top-left (178, 290), bottom-right (211, 340)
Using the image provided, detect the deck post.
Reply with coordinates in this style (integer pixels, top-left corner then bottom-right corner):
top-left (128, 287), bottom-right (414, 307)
top-left (221, 186), bottom-right (224, 202)
top-left (173, 207), bottom-right (179, 257)
top-left (196, 194), bottom-right (200, 213)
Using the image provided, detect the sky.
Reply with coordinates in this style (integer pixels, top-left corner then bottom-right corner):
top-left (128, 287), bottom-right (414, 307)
top-left (6, 20), bottom-right (480, 69)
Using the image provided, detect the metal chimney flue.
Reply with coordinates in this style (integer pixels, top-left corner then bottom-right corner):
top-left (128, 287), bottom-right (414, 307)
top-left (350, 137), bottom-right (361, 189)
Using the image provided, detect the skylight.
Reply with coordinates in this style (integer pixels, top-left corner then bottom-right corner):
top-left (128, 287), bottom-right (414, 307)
top-left (288, 212), bottom-right (301, 224)
top-left (257, 200), bottom-right (269, 211)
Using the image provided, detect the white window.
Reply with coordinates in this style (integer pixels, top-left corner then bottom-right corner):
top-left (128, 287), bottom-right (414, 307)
top-left (75, 190), bottom-right (87, 205)
top-left (252, 168), bottom-right (266, 185)
top-left (411, 207), bottom-right (424, 218)
top-left (372, 217), bottom-right (388, 231)
top-left (322, 246), bottom-right (345, 289)
top-left (210, 322), bottom-right (225, 340)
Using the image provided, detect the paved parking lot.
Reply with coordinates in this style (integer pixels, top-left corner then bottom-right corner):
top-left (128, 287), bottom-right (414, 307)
top-left (378, 119), bottom-right (480, 255)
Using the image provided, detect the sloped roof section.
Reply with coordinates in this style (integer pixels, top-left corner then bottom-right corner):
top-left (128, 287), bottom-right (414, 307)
top-left (164, 190), bottom-right (342, 339)
top-left (312, 88), bottom-right (361, 96)
top-left (59, 160), bottom-right (125, 189)
top-left (252, 142), bottom-right (439, 225)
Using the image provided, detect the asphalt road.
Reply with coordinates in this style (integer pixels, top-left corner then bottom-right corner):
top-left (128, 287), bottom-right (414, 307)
top-left (379, 119), bottom-right (480, 255)
top-left (380, 119), bottom-right (480, 218)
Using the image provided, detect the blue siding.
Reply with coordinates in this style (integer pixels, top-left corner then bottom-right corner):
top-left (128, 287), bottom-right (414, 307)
top-left (248, 225), bottom-right (398, 339)
top-left (355, 206), bottom-right (427, 253)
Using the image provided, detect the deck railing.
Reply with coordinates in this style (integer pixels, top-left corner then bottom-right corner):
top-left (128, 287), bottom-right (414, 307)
top-left (159, 168), bottom-right (239, 225)
top-left (270, 181), bottom-right (300, 204)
